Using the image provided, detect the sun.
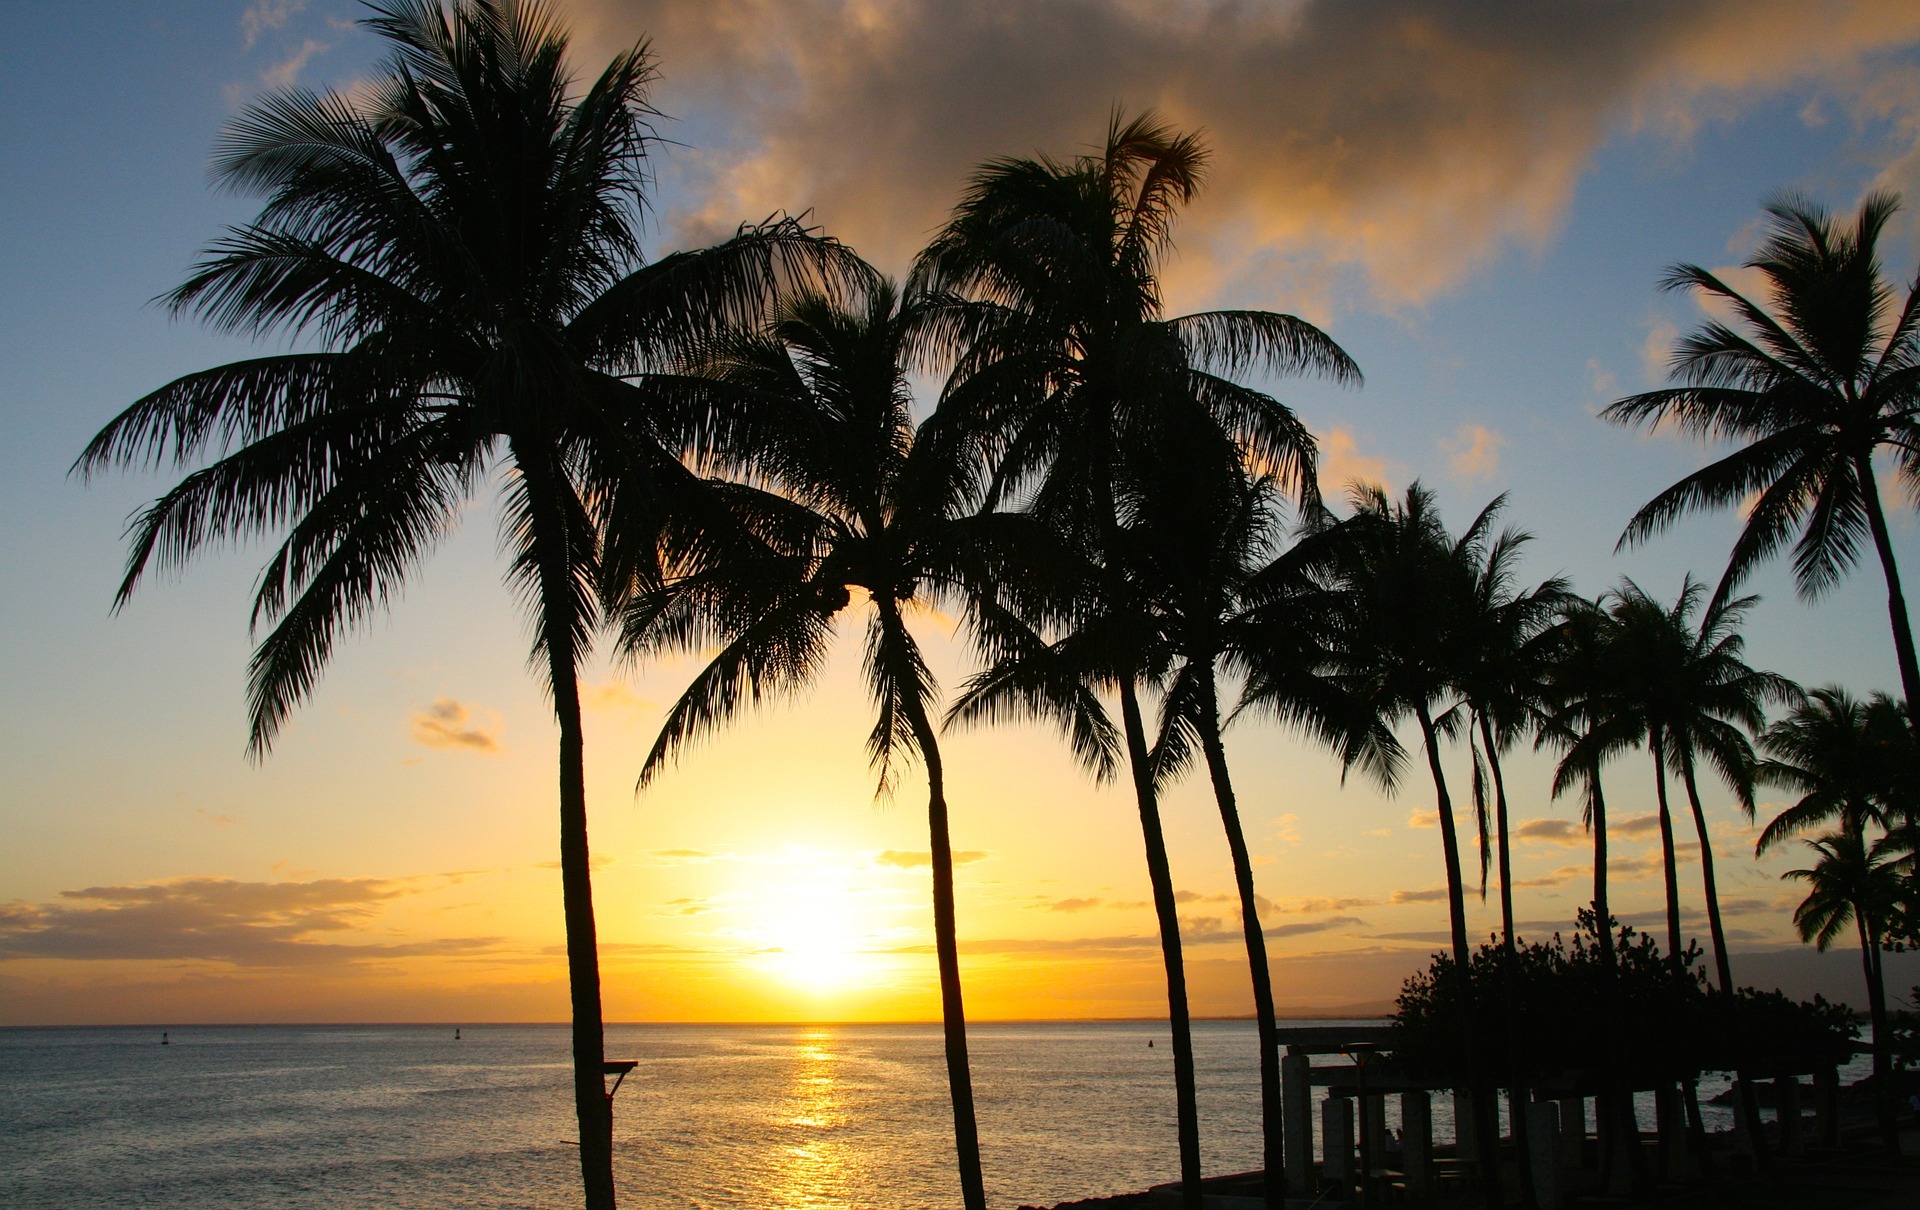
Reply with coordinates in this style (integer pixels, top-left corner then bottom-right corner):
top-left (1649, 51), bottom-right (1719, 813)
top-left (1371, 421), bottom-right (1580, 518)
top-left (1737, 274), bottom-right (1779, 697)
top-left (736, 855), bottom-right (899, 996)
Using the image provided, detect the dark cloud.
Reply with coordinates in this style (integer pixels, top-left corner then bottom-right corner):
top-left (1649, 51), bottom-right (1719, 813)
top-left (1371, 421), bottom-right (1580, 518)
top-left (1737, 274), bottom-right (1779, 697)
top-left (0, 878), bottom-right (497, 968)
top-left (570, 0), bottom-right (1920, 309)
top-left (1391, 886), bottom-right (1450, 904)
top-left (1268, 915), bottom-right (1367, 939)
top-left (1515, 818), bottom-right (1582, 846)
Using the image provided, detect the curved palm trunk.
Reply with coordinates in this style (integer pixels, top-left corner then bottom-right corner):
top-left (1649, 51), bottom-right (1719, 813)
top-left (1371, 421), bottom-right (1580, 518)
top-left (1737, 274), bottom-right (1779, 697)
top-left (1414, 702), bottom-right (1471, 965)
top-left (1193, 666), bottom-right (1282, 1208)
top-left (1678, 753), bottom-right (1734, 993)
top-left (884, 609), bottom-right (987, 1210)
top-left (1857, 906), bottom-right (1900, 1154)
top-left (1649, 729), bottom-right (1684, 962)
top-left (1120, 677), bottom-right (1203, 1210)
top-left (1856, 453), bottom-right (1920, 722)
top-left (519, 454), bottom-right (616, 1210)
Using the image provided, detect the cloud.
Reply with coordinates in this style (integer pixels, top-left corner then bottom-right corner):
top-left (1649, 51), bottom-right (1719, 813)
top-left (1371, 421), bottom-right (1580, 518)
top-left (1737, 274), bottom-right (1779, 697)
top-left (875, 849), bottom-right (990, 869)
top-left (570, 0), bottom-right (1920, 311)
top-left (1509, 864), bottom-right (1589, 890)
top-left (1267, 915), bottom-right (1368, 939)
top-left (195, 808), bottom-right (238, 829)
top-left (1047, 897), bottom-right (1102, 913)
top-left (263, 38), bottom-right (329, 89)
top-left (410, 698), bottom-right (501, 753)
top-left (1586, 357), bottom-right (1618, 398)
top-left (1612, 813), bottom-right (1664, 839)
top-left (1271, 896), bottom-right (1378, 914)
top-left (1515, 818), bottom-right (1583, 846)
top-left (1319, 428), bottom-right (1393, 494)
top-left (1640, 314), bottom-right (1682, 384)
top-left (581, 680), bottom-right (655, 714)
top-left (1441, 424), bottom-right (1505, 482)
top-left (0, 877), bottom-right (494, 967)
top-left (242, 0), bottom-right (304, 49)
top-left (1391, 886), bottom-right (1450, 904)
top-left (1407, 810), bottom-right (1439, 830)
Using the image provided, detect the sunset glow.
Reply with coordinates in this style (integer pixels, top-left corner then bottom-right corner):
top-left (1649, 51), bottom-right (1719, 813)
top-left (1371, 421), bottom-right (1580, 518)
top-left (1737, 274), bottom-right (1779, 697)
top-left (6, 1), bottom-right (1920, 1031)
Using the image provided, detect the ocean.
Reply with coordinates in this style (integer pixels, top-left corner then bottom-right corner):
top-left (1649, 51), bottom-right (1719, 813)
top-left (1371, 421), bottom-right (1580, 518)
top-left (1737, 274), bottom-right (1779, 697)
top-left (0, 1020), bottom-right (1849, 1208)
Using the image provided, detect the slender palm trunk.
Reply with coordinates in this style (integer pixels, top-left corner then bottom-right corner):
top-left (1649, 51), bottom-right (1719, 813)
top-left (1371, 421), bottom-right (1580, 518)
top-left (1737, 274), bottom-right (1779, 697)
top-left (1590, 770), bottom-right (1613, 962)
top-left (1856, 907), bottom-right (1901, 1154)
top-left (1120, 677), bottom-right (1203, 1210)
top-left (1479, 717), bottom-right (1535, 1208)
top-left (1414, 702), bottom-right (1470, 965)
top-left (1678, 754), bottom-right (1734, 993)
top-left (1413, 701), bottom-right (1503, 1208)
top-left (1193, 667), bottom-right (1281, 1208)
top-left (885, 609), bottom-right (987, 1210)
top-left (520, 453), bottom-right (616, 1210)
top-left (1856, 452), bottom-right (1920, 721)
top-left (1480, 715), bottom-right (1516, 952)
top-left (1649, 729), bottom-right (1684, 962)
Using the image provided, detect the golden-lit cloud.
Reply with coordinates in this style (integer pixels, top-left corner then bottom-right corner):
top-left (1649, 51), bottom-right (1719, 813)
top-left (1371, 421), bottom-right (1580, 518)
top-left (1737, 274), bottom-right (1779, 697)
top-left (1319, 428), bottom-right (1393, 495)
top-left (1046, 897), bottom-right (1101, 913)
top-left (568, 0), bottom-right (1920, 310)
top-left (874, 849), bottom-right (989, 869)
top-left (1390, 885), bottom-right (1449, 904)
top-left (1442, 424), bottom-right (1506, 483)
top-left (409, 698), bottom-right (502, 753)
top-left (0, 877), bottom-right (496, 967)
top-left (1406, 809), bottom-right (1439, 830)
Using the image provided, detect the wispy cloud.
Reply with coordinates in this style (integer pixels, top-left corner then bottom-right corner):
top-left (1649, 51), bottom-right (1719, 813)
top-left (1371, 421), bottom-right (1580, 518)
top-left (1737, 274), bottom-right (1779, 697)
top-left (241, 0), bottom-right (304, 50)
top-left (1390, 886), bottom-right (1449, 904)
top-left (263, 38), bottom-right (329, 89)
top-left (0, 877), bottom-right (494, 967)
top-left (1515, 818), bottom-right (1583, 846)
top-left (410, 698), bottom-right (501, 753)
top-left (875, 849), bottom-right (989, 869)
top-left (1442, 424), bottom-right (1506, 482)
top-left (1046, 897), bottom-right (1102, 913)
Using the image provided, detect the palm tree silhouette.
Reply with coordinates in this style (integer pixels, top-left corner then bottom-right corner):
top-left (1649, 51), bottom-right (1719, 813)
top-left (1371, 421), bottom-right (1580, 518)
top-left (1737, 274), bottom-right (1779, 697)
top-left (1441, 505), bottom-right (1569, 953)
top-left (1537, 597), bottom-right (1624, 961)
top-left (1605, 192), bottom-right (1920, 720)
top-left (917, 111), bottom-right (1355, 1207)
top-left (1760, 688), bottom-right (1913, 1152)
top-left (74, 5), bottom-right (849, 1203)
top-left (619, 280), bottom-right (1003, 1210)
top-left (1784, 823), bottom-right (1905, 1152)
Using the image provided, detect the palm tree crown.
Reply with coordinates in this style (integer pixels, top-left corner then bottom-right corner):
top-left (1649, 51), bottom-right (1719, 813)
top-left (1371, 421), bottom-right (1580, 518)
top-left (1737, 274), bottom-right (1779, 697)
top-left (1604, 192), bottom-right (1920, 715)
top-left (74, 4), bottom-right (848, 1204)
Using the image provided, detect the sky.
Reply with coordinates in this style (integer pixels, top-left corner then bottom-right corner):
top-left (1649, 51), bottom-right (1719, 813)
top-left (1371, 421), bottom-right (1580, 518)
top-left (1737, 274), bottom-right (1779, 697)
top-left (6, 0), bottom-right (1920, 1025)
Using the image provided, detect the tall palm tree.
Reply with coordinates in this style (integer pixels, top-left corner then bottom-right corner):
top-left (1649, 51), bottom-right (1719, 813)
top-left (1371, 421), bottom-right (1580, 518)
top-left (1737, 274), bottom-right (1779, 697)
top-left (1784, 822), bottom-right (1905, 1152)
top-left (1443, 510), bottom-right (1569, 952)
top-left (1537, 597), bottom-right (1625, 959)
top-left (1318, 483), bottom-right (1488, 966)
top-left (74, 5), bottom-right (849, 1204)
top-left (618, 280), bottom-right (1005, 1210)
top-left (916, 111), bottom-right (1356, 1207)
top-left (1605, 192), bottom-right (1920, 718)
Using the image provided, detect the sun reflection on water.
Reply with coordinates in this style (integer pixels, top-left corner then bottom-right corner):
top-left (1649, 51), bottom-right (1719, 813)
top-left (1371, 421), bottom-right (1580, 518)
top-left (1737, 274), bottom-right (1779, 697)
top-left (769, 1028), bottom-right (869, 1208)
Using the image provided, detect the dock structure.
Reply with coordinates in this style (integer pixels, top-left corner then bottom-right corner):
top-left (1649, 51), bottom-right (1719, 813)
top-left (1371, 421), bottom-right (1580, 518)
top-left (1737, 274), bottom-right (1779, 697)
top-left (1264, 1024), bottom-right (1855, 1208)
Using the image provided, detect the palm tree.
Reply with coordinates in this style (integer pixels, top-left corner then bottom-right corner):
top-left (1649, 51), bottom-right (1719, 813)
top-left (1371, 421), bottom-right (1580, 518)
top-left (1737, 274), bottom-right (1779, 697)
top-left (1759, 687), bottom-right (1912, 1153)
top-left (1784, 821), bottom-right (1905, 1152)
top-left (1444, 511), bottom-right (1570, 953)
top-left (1536, 598), bottom-right (1624, 961)
top-left (1604, 192), bottom-right (1920, 719)
top-left (1132, 437), bottom-right (1382, 1210)
top-left (916, 111), bottom-right (1356, 1207)
top-left (1756, 687), bottom-right (1912, 853)
top-left (618, 280), bottom-right (1003, 1210)
top-left (74, 5), bottom-right (849, 1204)
top-left (1317, 483), bottom-right (1489, 966)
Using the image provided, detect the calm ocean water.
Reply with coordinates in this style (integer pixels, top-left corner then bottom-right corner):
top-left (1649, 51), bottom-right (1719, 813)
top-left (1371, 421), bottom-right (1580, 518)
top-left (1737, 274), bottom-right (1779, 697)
top-left (0, 1020), bottom-right (1864, 1209)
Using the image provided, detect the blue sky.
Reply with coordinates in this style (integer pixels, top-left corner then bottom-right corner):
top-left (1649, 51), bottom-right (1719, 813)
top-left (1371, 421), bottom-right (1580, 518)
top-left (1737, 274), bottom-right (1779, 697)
top-left (5, 1), bottom-right (1920, 1023)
